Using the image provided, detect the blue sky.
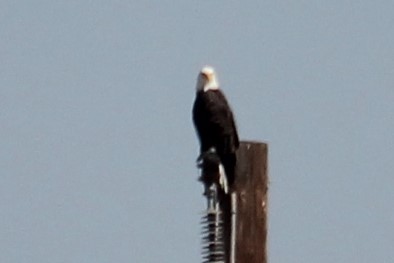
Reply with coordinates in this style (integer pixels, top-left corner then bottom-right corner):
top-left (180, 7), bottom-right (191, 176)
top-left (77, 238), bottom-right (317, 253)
top-left (1, 1), bottom-right (394, 262)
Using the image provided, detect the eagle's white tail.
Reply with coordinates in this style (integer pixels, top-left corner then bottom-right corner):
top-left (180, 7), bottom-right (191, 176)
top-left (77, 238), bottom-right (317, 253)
top-left (218, 163), bottom-right (229, 194)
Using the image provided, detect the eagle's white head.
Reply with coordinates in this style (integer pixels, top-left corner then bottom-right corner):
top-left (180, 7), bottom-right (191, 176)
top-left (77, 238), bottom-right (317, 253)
top-left (196, 66), bottom-right (220, 92)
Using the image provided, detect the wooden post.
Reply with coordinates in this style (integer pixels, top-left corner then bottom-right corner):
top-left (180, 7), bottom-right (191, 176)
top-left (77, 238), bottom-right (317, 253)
top-left (233, 141), bottom-right (268, 263)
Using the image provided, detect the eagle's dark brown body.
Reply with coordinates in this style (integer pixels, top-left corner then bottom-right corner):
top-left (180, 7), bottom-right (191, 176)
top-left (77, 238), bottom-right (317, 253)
top-left (193, 89), bottom-right (239, 186)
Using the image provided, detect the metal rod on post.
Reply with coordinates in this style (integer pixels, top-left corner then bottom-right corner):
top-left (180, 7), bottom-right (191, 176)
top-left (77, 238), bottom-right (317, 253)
top-left (233, 141), bottom-right (268, 263)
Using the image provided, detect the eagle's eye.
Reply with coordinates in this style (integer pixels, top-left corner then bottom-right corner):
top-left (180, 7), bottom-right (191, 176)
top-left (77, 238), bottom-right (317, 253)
top-left (200, 72), bottom-right (209, 81)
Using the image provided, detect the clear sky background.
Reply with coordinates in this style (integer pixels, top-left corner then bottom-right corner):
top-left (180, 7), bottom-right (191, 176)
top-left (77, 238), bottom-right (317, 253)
top-left (1, 1), bottom-right (393, 262)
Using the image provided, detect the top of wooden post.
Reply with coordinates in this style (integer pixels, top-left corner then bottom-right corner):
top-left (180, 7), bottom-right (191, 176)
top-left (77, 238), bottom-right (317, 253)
top-left (233, 141), bottom-right (268, 263)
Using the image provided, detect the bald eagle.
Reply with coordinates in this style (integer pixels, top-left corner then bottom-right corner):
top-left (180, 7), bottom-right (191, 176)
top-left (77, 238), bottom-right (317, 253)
top-left (193, 66), bottom-right (239, 189)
